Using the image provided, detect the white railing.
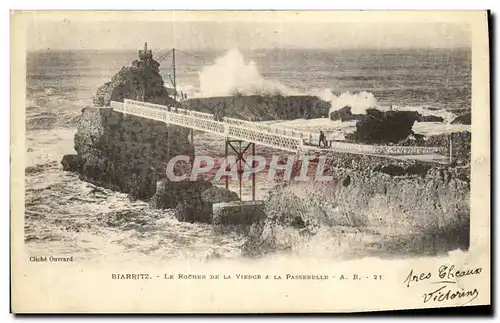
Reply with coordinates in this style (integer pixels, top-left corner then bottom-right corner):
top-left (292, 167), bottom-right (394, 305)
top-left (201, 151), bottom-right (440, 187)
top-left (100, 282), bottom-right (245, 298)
top-left (123, 99), bottom-right (215, 120)
top-left (227, 123), bottom-right (302, 152)
top-left (119, 100), bottom-right (301, 152)
top-left (112, 100), bottom-right (448, 158)
top-left (224, 117), bottom-right (313, 144)
top-left (110, 101), bottom-right (124, 112)
top-left (168, 111), bottom-right (225, 135)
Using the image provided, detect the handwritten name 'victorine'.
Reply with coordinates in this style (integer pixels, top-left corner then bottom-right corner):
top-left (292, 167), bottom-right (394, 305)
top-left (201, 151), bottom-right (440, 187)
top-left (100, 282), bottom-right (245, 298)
top-left (403, 264), bottom-right (482, 305)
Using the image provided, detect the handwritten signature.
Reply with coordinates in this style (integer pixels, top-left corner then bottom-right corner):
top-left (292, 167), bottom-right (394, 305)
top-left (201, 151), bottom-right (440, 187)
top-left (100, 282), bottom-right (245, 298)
top-left (404, 265), bottom-right (482, 305)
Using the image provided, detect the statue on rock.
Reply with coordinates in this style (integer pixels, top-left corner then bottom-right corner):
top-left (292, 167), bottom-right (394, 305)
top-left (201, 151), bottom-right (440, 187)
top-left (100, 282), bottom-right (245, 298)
top-left (93, 42), bottom-right (178, 107)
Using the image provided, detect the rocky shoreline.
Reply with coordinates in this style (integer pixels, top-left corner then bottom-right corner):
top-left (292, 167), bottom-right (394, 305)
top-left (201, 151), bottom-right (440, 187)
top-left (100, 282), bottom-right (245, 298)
top-left (60, 48), bottom-right (471, 258)
top-left (242, 148), bottom-right (470, 257)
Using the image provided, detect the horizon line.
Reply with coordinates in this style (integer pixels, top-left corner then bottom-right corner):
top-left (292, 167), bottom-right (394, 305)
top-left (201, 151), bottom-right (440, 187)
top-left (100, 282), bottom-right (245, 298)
top-left (27, 46), bottom-right (472, 53)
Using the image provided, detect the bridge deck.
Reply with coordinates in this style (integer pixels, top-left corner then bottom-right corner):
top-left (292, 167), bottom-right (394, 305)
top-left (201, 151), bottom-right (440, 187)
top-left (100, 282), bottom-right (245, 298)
top-left (110, 100), bottom-right (449, 163)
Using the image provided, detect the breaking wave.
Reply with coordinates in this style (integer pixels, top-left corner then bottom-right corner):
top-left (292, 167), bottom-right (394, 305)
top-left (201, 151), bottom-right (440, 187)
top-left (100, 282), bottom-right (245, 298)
top-left (326, 90), bottom-right (458, 123)
top-left (180, 49), bottom-right (459, 123)
top-left (196, 49), bottom-right (301, 97)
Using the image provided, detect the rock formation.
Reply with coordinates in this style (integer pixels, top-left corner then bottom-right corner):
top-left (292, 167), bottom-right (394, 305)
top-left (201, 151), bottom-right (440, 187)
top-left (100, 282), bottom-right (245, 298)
top-left (329, 106), bottom-right (364, 122)
top-left (420, 115), bottom-right (444, 122)
top-left (451, 113), bottom-right (471, 125)
top-left (148, 180), bottom-right (212, 210)
top-left (65, 107), bottom-right (194, 200)
top-left (330, 106), bottom-right (444, 123)
top-left (243, 150), bottom-right (470, 258)
top-left (62, 43), bottom-right (194, 199)
top-left (350, 108), bottom-right (421, 144)
top-left (184, 95), bottom-right (330, 121)
top-left (61, 154), bottom-right (81, 173)
top-left (93, 43), bottom-right (178, 108)
top-left (201, 186), bottom-right (240, 203)
top-left (175, 198), bottom-right (213, 224)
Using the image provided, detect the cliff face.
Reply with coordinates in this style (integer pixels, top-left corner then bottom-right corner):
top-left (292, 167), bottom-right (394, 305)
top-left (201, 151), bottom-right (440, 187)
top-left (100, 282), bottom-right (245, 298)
top-left (184, 95), bottom-right (330, 121)
top-left (243, 151), bottom-right (470, 257)
top-left (62, 45), bottom-right (194, 199)
top-left (68, 107), bottom-right (194, 199)
top-left (93, 50), bottom-right (178, 108)
top-left (451, 113), bottom-right (472, 125)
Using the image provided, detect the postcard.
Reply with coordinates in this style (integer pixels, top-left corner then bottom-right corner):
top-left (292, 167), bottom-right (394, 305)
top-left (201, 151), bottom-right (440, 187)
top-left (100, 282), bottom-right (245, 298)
top-left (11, 10), bottom-right (490, 313)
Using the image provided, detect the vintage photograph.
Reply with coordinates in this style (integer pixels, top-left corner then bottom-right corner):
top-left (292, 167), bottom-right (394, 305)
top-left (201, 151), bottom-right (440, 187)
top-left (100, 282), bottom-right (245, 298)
top-left (11, 10), bottom-right (490, 313)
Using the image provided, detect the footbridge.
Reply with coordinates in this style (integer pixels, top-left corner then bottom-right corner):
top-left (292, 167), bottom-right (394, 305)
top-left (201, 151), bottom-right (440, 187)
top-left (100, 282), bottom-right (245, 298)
top-left (111, 99), bottom-right (449, 159)
top-left (110, 99), bottom-right (451, 200)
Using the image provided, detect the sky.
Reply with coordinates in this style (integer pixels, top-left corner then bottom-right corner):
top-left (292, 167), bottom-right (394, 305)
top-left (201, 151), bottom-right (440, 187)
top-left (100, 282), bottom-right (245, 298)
top-left (24, 12), bottom-right (472, 51)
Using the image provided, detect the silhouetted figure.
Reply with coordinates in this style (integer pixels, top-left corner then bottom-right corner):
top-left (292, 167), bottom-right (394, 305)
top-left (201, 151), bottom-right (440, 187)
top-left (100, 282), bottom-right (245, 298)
top-left (319, 130), bottom-right (328, 147)
top-left (214, 102), bottom-right (227, 122)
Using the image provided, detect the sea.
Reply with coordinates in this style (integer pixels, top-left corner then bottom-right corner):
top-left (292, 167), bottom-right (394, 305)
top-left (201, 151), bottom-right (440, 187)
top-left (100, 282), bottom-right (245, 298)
top-left (24, 48), bottom-right (472, 263)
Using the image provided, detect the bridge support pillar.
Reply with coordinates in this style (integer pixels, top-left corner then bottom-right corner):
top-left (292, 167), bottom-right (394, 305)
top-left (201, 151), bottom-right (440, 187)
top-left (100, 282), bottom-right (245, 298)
top-left (225, 139), bottom-right (256, 201)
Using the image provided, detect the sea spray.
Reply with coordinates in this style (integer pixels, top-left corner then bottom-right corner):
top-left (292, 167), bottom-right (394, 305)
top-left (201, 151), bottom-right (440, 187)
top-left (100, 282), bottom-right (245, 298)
top-left (197, 49), bottom-right (301, 97)
top-left (327, 90), bottom-right (457, 122)
top-left (329, 91), bottom-right (378, 114)
top-left (179, 49), bottom-right (459, 124)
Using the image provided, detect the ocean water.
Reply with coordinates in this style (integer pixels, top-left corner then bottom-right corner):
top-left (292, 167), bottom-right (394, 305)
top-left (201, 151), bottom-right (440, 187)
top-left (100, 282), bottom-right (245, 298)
top-left (24, 48), bottom-right (471, 262)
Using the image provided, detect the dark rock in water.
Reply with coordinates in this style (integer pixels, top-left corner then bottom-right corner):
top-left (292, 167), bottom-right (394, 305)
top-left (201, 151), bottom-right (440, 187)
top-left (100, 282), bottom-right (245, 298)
top-left (184, 95), bottom-right (330, 121)
top-left (201, 186), bottom-right (240, 203)
top-left (352, 108), bottom-right (421, 144)
top-left (61, 154), bottom-right (81, 172)
top-left (66, 45), bottom-right (195, 200)
top-left (330, 106), bottom-right (444, 125)
top-left (329, 106), bottom-right (365, 122)
top-left (451, 113), bottom-right (471, 125)
top-left (93, 44), bottom-right (178, 108)
top-left (175, 198), bottom-right (213, 224)
top-left (419, 115), bottom-right (444, 122)
top-left (212, 201), bottom-right (266, 226)
top-left (149, 180), bottom-right (213, 210)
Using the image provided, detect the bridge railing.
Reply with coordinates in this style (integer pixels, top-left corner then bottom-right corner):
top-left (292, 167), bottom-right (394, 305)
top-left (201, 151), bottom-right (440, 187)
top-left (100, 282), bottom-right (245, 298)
top-left (113, 100), bottom-right (448, 157)
top-left (110, 101), bottom-right (125, 112)
top-left (122, 100), bottom-right (225, 134)
top-left (123, 99), bottom-right (215, 121)
top-left (227, 123), bottom-right (303, 152)
top-left (168, 111), bottom-right (225, 134)
top-left (224, 117), bottom-right (314, 144)
top-left (118, 100), bottom-right (301, 151)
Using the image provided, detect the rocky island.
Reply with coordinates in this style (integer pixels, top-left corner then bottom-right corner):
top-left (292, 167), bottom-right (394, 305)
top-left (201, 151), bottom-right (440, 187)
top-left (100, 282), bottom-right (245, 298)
top-left (61, 45), bottom-right (471, 258)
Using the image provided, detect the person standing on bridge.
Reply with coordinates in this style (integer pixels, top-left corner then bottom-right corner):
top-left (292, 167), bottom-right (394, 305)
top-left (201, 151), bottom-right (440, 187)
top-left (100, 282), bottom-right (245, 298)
top-left (319, 130), bottom-right (328, 147)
